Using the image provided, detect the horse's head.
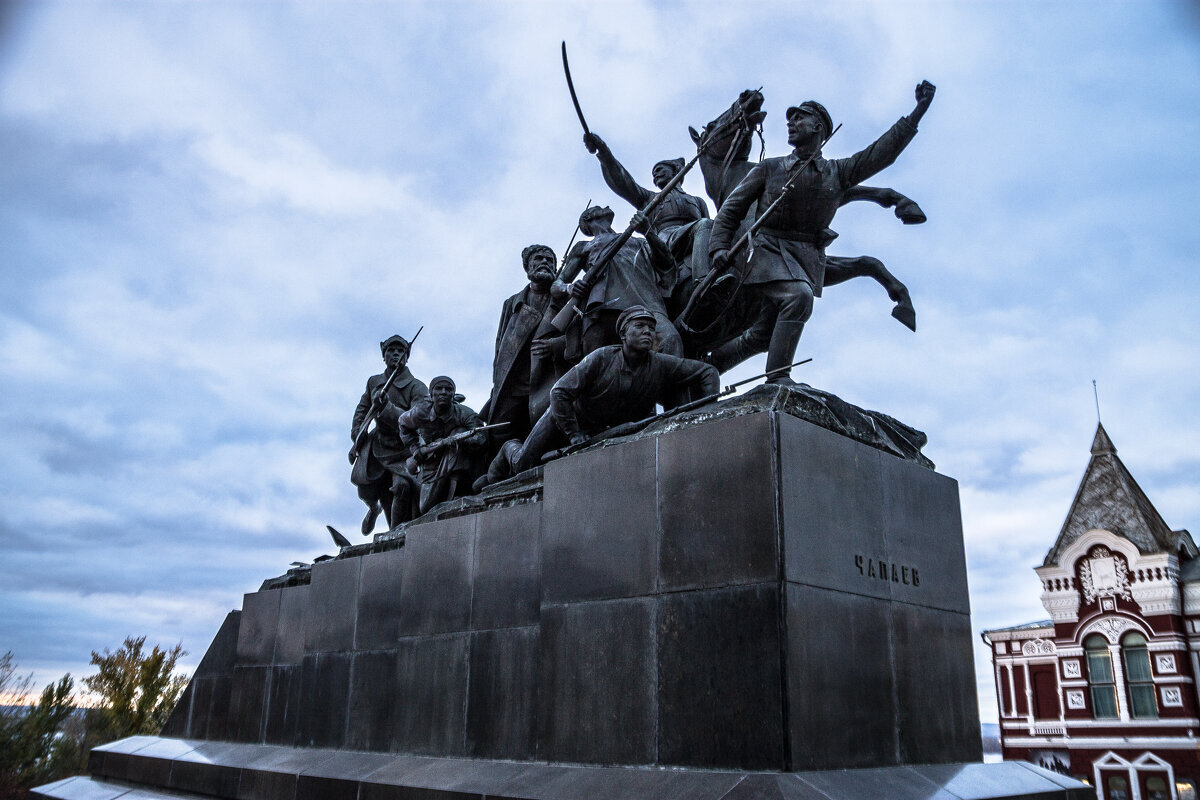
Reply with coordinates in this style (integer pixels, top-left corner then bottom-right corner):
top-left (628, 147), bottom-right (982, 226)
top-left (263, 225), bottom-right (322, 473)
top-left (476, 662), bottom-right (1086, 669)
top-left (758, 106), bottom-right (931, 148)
top-left (689, 89), bottom-right (767, 162)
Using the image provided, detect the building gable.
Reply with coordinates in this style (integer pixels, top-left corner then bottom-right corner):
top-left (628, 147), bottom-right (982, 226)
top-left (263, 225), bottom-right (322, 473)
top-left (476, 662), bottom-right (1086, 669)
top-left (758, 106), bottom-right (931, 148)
top-left (1043, 423), bottom-right (1194, 566)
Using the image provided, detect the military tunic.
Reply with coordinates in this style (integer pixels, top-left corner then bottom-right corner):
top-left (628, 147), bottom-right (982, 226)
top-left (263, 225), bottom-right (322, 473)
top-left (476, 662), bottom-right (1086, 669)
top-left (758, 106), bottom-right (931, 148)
top-left (550, 345), bottom-right (719, 436)
top-left (709, 116), bottom-right (917, 294)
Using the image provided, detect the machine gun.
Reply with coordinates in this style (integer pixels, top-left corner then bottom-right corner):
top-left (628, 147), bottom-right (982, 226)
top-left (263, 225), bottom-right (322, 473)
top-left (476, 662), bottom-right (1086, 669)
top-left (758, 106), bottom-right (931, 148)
top-left (541, 358), bottom-right (812, 461)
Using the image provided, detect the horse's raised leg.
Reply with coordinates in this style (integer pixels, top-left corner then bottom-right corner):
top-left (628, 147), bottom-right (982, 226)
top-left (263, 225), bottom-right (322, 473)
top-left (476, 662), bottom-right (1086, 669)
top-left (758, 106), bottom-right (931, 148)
top-left (824, 255), bottom-right (917, 331)
top-left (841, 185), bottom-right (927, 225)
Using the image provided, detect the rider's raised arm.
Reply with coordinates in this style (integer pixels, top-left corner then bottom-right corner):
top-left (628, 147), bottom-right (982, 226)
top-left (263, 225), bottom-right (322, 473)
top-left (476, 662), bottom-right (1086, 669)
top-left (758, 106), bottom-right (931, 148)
top-left (585, 132), bottom-right (655, 210)
top-left (839, 82), bottom-right (934, 189)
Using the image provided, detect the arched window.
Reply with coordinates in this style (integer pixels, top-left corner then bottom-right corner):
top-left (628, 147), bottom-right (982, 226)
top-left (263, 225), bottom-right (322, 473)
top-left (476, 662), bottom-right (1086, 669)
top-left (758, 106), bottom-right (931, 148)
top-left (1084, 634), bottom-right (1118, 718)
top-left (1106, 774), bottom-right (1129, 800)
top-left (1146, 777), bottom-right (1169, 800)
top-left (1121, 632), bottom-right (1157, 719)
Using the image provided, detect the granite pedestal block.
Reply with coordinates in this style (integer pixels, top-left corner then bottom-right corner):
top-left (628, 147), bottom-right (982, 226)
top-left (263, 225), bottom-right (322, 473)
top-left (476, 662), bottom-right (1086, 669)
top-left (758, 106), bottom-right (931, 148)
top-left (41, 403), bottom-right (1083, 799)
top-left (165, 409), bottom-right (978, 771)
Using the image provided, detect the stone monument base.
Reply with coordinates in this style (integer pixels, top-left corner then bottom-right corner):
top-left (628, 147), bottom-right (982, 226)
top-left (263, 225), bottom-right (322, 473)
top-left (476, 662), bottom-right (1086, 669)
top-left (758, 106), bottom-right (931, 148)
top-left (35, 735), bottom-right (1090, 800)
top-left (34, 391), bottom-right (1092, 799)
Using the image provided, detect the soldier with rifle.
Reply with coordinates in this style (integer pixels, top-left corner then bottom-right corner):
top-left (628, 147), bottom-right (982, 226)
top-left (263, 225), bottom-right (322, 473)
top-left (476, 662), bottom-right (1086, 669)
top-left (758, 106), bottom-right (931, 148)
top-left (541, 357), bottom-right (812, 461)
top-left (399, 376), bottom-right (496, 514)
top-left (558, 205), bottom-right (682, 358)
top-left (480, 305), bottom-right (718, 486)
top-left (350, 332), bottom-right (428, 534)
top-left (581, 133), bottom-right (709, 301)
top-left (704, 81), bottom-right (936, 386)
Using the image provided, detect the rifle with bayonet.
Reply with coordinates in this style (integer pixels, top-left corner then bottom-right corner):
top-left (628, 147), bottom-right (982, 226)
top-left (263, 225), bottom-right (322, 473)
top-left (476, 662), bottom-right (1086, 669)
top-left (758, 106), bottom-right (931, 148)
top-left (541, 357), bottom-right (812, 461)
top-left (551, 42), bottom-right (751, 334)
top-left (348, 326), bottom-right (423, 466)
top-left (405, 422), bottom-right (511, 475)
top-left (547, 147), bottom-right (708, 333)
top-left (678, 124), bottom-right (843, 334)
top-left (556, 198), bottom-right (591, 279)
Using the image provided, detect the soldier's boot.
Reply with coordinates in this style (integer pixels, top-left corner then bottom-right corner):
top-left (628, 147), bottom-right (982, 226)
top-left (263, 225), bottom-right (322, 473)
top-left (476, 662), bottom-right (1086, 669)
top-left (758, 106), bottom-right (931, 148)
top-left (473, 439), bottom-right (522, 493)
top-left (361, 501), bottom-right (381, 535)
top-left (764, 321), bottom-right (806, 387)
top-left (706, 334), bottom-right (760, 374)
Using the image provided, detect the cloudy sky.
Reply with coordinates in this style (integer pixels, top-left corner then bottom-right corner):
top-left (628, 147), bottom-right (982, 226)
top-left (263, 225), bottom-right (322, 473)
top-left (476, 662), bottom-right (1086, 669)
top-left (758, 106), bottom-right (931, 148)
top-left (2, 1), bottom-right (1198, 724)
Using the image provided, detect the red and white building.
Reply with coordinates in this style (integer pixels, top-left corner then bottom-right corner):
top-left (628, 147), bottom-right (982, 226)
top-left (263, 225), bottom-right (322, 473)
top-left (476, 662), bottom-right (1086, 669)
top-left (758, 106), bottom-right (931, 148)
top-left (983, 424), bottom-right (1199, 800)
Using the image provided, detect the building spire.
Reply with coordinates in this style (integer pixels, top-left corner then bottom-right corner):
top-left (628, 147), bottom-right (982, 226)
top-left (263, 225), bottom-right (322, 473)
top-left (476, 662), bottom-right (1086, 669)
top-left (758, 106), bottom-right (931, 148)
top-left (1090, 422), bottom-right (1116, 456)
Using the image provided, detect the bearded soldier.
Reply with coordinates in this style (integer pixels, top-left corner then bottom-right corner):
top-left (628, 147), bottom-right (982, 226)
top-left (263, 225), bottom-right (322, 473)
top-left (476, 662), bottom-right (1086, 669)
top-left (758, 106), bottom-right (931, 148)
top-left (484, 244), bottom-right (570, 443)
top-left (350, 335), bottom-right (428, 533)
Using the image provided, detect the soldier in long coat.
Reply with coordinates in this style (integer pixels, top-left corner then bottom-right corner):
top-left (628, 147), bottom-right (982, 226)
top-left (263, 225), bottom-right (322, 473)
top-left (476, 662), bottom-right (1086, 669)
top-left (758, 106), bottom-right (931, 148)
top-left (350, 335), bottom-right (428, 533)
top-left (707, 81), bottom-right (935, 384)
top-left (484, 244), bottom-right (570, 444)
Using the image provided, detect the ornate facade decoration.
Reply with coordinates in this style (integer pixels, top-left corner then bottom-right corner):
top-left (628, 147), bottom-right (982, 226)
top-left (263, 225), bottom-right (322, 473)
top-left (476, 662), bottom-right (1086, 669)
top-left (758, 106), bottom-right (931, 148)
top-left (1078, 545), bottom-right (1132, 604)
top-left (1082, 615), bottom-right (1138, 644)
top-left (1022, 638), bottom-right (1057, 656)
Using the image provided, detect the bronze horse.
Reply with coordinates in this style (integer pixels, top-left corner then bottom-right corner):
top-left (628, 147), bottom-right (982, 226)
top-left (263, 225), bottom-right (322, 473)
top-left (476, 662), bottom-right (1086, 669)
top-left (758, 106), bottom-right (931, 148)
top-left (677, 89), bottom-right (919, 355)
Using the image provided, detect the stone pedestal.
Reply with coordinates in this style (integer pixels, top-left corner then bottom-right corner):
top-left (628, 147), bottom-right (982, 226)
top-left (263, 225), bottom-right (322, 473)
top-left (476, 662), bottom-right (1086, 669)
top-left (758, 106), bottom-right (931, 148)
top-left (34, 403), bottom-right (1092, 799)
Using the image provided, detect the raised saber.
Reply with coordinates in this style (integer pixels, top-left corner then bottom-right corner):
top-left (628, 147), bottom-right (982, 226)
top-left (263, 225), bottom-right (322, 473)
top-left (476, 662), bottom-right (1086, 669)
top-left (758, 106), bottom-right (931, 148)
top-left (562, 41), bottom-right (589, 135)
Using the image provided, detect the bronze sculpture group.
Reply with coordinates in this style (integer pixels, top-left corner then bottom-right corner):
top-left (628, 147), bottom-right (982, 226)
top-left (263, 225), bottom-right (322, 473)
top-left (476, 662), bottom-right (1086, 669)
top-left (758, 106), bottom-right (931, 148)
top-left (349, 70), bottom-right (936, 534)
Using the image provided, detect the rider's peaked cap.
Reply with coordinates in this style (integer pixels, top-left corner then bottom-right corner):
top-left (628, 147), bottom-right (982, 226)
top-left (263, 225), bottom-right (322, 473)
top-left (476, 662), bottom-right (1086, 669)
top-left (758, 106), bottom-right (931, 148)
top-left (786, 101), bottom-right (833, 137)
top-left (616, 305), bottom-right (657, 336)
top-left (380, 335), bottom-right (411, 355)
top-left (653, 157), bottom-right (686, 176)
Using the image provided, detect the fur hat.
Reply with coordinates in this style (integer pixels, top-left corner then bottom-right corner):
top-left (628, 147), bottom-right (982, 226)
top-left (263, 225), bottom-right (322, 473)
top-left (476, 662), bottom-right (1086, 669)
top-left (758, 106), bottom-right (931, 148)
top-left (521, 243), bottom-right (556, 271)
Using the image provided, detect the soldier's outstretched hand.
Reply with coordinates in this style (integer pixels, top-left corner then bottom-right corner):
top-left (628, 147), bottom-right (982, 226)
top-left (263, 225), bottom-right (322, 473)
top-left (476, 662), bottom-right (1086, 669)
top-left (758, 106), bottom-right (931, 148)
top-left (915, 81), bottom-right (936, 108)
top-left (583, 132), bottom-right (607, 155)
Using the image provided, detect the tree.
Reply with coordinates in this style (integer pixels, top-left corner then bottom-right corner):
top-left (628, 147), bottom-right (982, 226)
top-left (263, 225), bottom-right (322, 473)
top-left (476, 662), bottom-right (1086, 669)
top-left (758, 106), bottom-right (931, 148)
top-left (82, 637), bottom-right (187, 744)
top-left (0, 651), bottom-right (79, 799)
